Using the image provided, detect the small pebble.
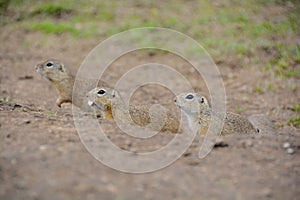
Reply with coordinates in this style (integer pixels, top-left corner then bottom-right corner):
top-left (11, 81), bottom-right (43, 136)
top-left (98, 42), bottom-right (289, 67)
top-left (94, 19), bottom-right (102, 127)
top-left (214, 141), bottom-right (229, 148)
top-left (16, 181), bottom-right (27, 190)
top-left (242, 140), bottom-right (253, 147)
top-left (11, 159), bottom-right (17, 165)
top-left (18, 75), bottom-right (33, 80)
top-left (24, 120), bottom-right (31, 124)
top-left (287, 148), bottom-right (294, 154)
top-left (183, 152), bottom-right (192, 157)
top-left (283, 142), bottom-right (291, 149)
top-left (261, 188), bottom-right (272, 198)
top-left (39, 145), bottom-right (47, 151)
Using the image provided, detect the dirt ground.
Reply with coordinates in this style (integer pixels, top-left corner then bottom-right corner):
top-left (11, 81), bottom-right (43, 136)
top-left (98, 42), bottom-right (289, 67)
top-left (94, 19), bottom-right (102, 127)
top-left (1, 4), bottom-right (300, 200)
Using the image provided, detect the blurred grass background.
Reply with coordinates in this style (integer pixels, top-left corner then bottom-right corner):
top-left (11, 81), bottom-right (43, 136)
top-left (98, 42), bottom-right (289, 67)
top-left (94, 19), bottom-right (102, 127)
top-left (0, 0), bottom-right (299, 79)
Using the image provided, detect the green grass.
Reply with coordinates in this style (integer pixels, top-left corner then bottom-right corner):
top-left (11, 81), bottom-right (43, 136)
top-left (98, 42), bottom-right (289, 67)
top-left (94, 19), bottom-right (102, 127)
top-left (1, 96), bottom-right (13, 103)
top-left (2, 0), bottom-right (299, 79)
top-left (96, 10), bottom-right (115, 21)
top-left (254, 84), bottom-right (276, 93)
top-left (288, 116), bottom-right (300, 127)
top-left (233, 107), bottom-right (247, 114)
top-left (30, 3), bottom-right (73, 17)
top-left (288, 102), bottom-right (300, 127)
top-left (264, 44), bottom-right (300, 79)
top-left (255, 85), bottom-right (264, 94)
top-left (28, 20), bottom-right (79, 35)
top-left (0, 0), bottom-right (9, 15)
top-left (291, 104), bottom-right (300, 112)
top-left (267, 84), bottom-right (275, 91)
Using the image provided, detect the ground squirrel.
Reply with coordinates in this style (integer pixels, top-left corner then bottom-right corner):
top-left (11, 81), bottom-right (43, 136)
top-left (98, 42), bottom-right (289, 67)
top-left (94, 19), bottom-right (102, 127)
top-left (86, 87), bottom-right (180, 133)
top-left (174, 92), bottom-right (276, 135)
top-left (36, 59), bottom-right (108, 111)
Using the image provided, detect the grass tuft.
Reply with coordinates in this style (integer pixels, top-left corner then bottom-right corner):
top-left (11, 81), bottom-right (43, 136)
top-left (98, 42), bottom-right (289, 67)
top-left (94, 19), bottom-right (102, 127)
top-left (30, 3), bottom-right (73, 17)
top-left (1, 96), bottom-right (13, 103)
top-left (288, 116), bottom-right (300, 127)
top-left (291, 104), bottom-right (300, 112)
top-left (29, 20), bottom-right (78, 35)
top-left (255, 85), bottom-right (264, 94)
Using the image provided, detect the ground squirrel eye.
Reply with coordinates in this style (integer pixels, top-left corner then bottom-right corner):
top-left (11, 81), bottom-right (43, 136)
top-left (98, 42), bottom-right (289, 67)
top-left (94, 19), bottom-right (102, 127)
top-left (97, 89), bottom-right (105, 95)
top-left (46, 62), bottom-right (53, 67)
top-left (186, 94), bottom-right (194, 99)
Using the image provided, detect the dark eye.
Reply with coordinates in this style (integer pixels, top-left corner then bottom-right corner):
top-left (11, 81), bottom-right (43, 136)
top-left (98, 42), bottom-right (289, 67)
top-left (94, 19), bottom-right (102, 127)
top-left (186, 94), bottom-right (194, 99)
top-left (46, 62), bottom-right (53, 67)
top-left (97, 89), bottom-right (105, 95)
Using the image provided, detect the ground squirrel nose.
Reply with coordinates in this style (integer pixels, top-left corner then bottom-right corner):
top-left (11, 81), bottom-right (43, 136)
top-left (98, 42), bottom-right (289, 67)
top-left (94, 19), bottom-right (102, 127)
top-left (173, 97), bottom-right (177, 103)
top-left (88, 100), bottom-right (94, 106)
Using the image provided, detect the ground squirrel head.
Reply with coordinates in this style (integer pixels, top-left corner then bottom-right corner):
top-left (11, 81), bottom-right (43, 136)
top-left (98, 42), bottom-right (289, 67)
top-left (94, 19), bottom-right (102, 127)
top-left (86, 86), bottom-right (122, 113)
top-left (174, 92), bottom-right (210, 115)
top-left (36, 59), bottom-right (70, 82)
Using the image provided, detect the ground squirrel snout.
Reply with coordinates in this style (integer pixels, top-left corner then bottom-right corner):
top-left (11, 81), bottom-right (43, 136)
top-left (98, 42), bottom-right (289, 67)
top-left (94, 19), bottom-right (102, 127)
top-left (36, 59), bottom-right (108, 111)
top-left (175, 92), bottom-right (275, 135)
top-left (87, 86), bottom-right (180, 133)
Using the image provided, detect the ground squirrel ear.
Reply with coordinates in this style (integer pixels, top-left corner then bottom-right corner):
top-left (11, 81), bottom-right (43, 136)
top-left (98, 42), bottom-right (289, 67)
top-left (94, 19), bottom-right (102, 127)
top-left (198, 96), bottom-right (210, 106)
top-left (59, 63), bottom-right (65, 72)
top-left (53, 62), bottom-right (65, 72)
top-left (199, 97), bottom-right (205, 104)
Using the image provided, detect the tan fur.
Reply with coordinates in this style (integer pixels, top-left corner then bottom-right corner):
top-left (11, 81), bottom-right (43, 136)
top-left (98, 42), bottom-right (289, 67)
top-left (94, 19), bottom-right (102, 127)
top-left (36, 59), bottom-right (109, 111)
top-left (175, 92), bottom-right (260, 135)
top-left (86, 87), bottom-right (180, 133)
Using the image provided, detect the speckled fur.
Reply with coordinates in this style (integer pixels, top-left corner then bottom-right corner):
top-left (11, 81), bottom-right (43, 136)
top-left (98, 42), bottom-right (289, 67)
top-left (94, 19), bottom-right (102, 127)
top-left (86, 87), bottom-right (180, 133)
top-left (175, 92), bottom-right (261, 135)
